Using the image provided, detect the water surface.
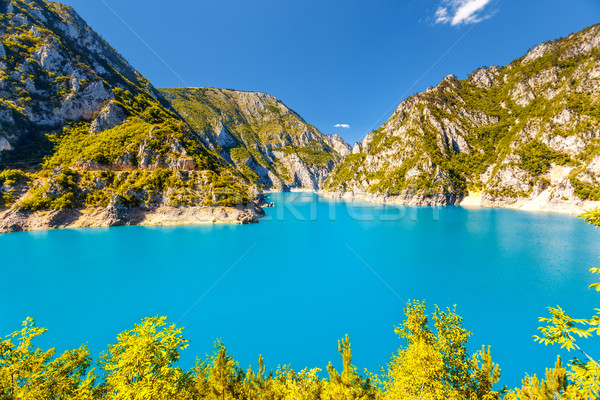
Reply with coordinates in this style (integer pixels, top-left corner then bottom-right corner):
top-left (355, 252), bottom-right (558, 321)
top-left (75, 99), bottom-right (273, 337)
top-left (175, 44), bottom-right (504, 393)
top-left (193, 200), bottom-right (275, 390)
top-left (1, 192), bottom-right (599, 388)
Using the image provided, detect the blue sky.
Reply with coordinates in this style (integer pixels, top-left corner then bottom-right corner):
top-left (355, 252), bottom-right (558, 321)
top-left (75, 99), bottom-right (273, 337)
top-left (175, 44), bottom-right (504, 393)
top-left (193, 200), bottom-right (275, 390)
top-left (60, 0), bottom-right (599, 144)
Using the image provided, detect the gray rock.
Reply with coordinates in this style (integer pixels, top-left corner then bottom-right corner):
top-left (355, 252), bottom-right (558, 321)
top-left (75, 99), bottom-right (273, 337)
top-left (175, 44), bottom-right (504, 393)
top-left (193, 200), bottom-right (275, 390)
top-left (89, 102), bottom-right (126, 134)
top-left (326, 134), bottom-right (352, 156)
top-left (215, 123), bottom-right (237, 148)
top-left (0, 137), bottom-right (12, 152)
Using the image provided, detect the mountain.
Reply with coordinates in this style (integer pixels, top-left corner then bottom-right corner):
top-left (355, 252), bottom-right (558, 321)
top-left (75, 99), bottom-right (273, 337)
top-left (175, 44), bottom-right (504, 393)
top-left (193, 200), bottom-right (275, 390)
top-left (324, 24), bottom-right (600, 212)
top-left (160, 88), bottom-right (351, 191)
top-left (0, 0), bottom-right (264, 230)
top-left (0, 0), bottom-right (176, 165)
top-left (2, 0), bottom-right (598, 232)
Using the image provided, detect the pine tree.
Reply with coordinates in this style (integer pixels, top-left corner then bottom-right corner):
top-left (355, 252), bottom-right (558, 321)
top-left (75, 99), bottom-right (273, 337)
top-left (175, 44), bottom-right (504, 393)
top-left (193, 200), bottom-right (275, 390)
top-left (207, 341), bottom-right (236, 400)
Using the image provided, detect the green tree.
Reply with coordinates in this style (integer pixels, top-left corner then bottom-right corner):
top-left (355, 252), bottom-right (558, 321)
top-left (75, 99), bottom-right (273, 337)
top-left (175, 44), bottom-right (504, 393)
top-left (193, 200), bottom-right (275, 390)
top-left (98, 316), bottom-right (192, 400)
top-left (206, 341), bottom-right (237, 400)
top-left (383, 301), bottom-right (502, 400)
top-left (324, 334), bottom-right (377, 399)
top-left (507, 356), bottom-right (568, 400)
top-left (0, 318), bottom-right (95, 399)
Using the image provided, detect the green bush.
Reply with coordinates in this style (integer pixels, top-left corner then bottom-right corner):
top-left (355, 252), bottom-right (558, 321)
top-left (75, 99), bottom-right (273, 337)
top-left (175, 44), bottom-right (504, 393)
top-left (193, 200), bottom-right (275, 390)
top-left (518, 140), bottom-right (570, 176)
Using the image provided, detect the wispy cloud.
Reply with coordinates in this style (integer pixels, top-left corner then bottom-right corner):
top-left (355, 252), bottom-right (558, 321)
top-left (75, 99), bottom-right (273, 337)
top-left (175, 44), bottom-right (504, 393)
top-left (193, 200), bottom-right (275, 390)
top-left (435, 0), bottom-right (492, 26)
top-left (334, 124), bottom-right (350, 128)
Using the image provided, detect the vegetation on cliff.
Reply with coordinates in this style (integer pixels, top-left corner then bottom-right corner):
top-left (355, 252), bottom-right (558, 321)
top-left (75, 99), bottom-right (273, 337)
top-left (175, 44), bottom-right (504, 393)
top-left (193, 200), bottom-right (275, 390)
top-left (160, 87), bottom-right (350, 190)
top-left (0, 0), bottom-right (255, 212)
top-left (325, 25), bottom-right (600, 206)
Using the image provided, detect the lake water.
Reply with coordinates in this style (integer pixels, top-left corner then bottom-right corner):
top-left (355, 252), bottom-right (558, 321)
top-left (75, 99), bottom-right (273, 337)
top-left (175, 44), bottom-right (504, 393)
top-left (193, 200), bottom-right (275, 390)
top-left (1, 192), bottom-right (599, 389)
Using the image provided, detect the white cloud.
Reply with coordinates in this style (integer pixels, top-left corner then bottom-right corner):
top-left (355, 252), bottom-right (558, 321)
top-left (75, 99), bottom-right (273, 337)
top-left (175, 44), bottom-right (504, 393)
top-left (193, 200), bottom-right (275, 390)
top-left (334, 124), bottom-right (350, 129)
top-left (435, 0), bottom-right (492, 26)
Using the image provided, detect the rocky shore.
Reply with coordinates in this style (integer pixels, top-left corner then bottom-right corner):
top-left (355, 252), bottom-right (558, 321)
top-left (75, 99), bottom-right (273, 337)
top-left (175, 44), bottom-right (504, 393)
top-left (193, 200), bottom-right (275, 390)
top-left (318, 190), bottom-right (599, 215)
top-left (0, 203), bottom-right (265, 233)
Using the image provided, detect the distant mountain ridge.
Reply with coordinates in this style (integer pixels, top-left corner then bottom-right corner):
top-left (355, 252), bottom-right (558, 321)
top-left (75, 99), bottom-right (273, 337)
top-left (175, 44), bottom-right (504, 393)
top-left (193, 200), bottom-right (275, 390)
top-left (161, 87), bottom-right (350, 191)
top-left (324, 24), bottom-right (600, 213)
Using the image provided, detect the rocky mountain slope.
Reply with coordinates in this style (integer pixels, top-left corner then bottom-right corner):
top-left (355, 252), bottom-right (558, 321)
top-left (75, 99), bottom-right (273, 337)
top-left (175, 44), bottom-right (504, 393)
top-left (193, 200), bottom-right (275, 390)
top-left (160, 88), bottom-right (351, 190)
top-left (324, 24), bottom-right (600, 212)
top-left (0, 0), bottom-right (261, 231)
top-left (0, 0), bottom-right (173, 165)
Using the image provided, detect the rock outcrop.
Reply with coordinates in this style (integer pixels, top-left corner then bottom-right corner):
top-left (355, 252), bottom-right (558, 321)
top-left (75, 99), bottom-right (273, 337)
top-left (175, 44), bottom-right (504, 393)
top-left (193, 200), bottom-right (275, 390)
top-left (0, 0), bottom-right (262, 229)
top-left (0, 203), bottom-right (265, 233)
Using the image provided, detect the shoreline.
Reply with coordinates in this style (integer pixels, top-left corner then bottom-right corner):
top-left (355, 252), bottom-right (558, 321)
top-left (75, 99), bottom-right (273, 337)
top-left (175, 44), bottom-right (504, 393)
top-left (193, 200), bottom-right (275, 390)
top-left (2, 187), bottom-right (598, 234)
top-left (0, 204), bottom-right (265, 234)
top-left (316, 190), bottom-right (600, 216)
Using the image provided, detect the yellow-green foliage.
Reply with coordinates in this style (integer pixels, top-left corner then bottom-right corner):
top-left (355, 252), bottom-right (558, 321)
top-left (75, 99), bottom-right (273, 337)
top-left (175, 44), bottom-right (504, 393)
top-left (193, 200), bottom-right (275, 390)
top-left (3, 168), bottom-right (250, 211)
top-left (2, 283), bottom-right (599, 399)
top-left (230, 147), bottom-right (251, 164)
top-left (382, 301), bottom-right (501, 400)
top-left (45, 119), bottom-right (152, 168)
top-left (0, 304), bottom-right (501, 400)
top-left (17, 168), bottom-right (77, 211)
top-left (0, 169), bottom-right (29, 208)
top-left (324, 153), bottom-right (366, 190)
top-left (1, 25), bottom-right (43, 69)
top-left (42, 114), bottom-right (221, 171)
top-left (99, 316), bottom-right (191, 399)
top-left (0, 318), bottom-right (95, 399)
top-left (1, 297), bottom-right (596, 399)
top-left (281, 146), bottom-right (334, 168)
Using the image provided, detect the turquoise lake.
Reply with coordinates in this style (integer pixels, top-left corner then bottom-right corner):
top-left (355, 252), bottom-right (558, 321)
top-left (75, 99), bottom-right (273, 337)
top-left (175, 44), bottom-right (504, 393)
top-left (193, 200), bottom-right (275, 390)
top-left (1, 192), bottom-right (600, 389)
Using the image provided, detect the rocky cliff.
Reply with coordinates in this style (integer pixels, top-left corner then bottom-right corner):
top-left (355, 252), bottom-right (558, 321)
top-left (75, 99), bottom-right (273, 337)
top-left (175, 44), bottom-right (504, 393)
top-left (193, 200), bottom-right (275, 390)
top-left (0, 0), bottom-right (261, 230)
top-left (0, 0), bottom-right (172, 164)
top-left (324, 24), bottom-right (600, 212)
top-left (160, 88), bottom-right (350, 191)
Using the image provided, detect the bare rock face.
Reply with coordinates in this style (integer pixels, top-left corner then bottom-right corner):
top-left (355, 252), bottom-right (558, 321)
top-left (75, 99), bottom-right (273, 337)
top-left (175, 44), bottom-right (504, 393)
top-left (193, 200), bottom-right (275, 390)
top-left (33, 38), bottom-right (64, 72)
top-left (510, 82), bottom-right (536, 106)
top-left (59, 81), bottom-right (114, 122)
top-left (169, 157), bottom-right (196, 171)
top-left (326, 134), bottom-right (352, 157)
top-left (90, 102), bottom-right (126, 134)
top-left (469, 67), bottom-right (498, 89)
top-left (490, 166), bottom-right (532, 194)
top-left (0, 202), bottom-right (266, 233)
top-left (522, 42), bottom-right (552, 64)
top-left (0, 137), bottom-right (11, 152)
top-left (215, 123), bottom-right (238, 148)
